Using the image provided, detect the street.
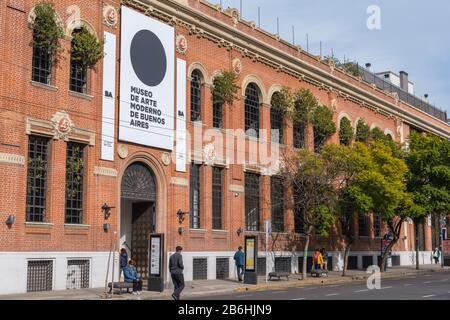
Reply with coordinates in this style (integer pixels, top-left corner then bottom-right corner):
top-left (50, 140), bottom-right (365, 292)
top-left (190, 272), bottom-right (450, 300)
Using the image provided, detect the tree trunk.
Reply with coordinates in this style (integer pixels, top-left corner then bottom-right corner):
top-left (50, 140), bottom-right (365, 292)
top-left (342, 243), bottom-right (352, 276)
top-left (416, 244), bottom-right (420, 270)
top-left (380, 239), bottom-right (397, 272)
top-left (302, 226), bottom-right (313, 280)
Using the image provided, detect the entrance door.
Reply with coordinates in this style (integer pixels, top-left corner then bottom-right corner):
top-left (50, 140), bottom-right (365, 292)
top-left (131, 202), bottom-right (155, 280)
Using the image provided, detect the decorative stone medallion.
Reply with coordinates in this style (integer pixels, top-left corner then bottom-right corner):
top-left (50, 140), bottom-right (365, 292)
top-left (103, 5), bottom-right (118, 28)
top-left (203, 144), bottom-right (216, 166)
top-left (232, 58), bottom-right (242, 75)
top-left (176, 34), bottom-right (188, 55)
top-left (161, 152), bottom-right (171, 166)
top-left (51, 111), bottom-right (74, 140)
top-left (230, 9), bottom-right (240, 26)
top-left (118, 144), bottom-right (129, 159)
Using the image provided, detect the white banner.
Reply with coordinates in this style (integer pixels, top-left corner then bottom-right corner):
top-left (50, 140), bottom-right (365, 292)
top-left (176, 59), bottom-right (187, 172)
top-left (101, 32), bottom-right (116, 161)
top-left (119, 6), bottom-right (175, 151)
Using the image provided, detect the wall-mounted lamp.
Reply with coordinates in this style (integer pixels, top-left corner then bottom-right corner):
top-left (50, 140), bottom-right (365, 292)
top-left (101, 203), bottom-right (115, 220)
top-left (236, 227), bottom-right (243, 237)
top-left (103, 223), bottom-right (110, 232)
top-left (5, 214), bottom-right (15, 227)
top-left (178, 227), bottom-right (185, 235)
top-left (403, 236), bottom-right (407, 241)
top-left (177, 210), bottom-right (188, 224)
top-left (234, 193), bottom-right (240, 198)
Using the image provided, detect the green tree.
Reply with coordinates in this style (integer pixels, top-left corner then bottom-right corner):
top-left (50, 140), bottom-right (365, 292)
top-left (312, 105), bottom-right (336, 152)
top-left (30, 2), bottom-right (64, 62)
top-left (355, 119), bottom-right (370, 143)
top-left (406, 132), bottom-right (450, 269)
top-left (70, 26), bottom-right (104, 70)
top-left (211, 71), bottom-right (240, 106)
top-left (339, 117), bottom-right (354, 146)
top-left (281, 146), bottom-right (342, 279)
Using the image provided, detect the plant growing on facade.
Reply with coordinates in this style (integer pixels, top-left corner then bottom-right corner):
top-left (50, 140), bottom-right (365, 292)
top-left (271, 86), bottom-right (294, 114)
top-left (324, 56), bottom-right (361, 78)
top-left (290, 88), bottom-right (318, 126)
top-left (355, 118), bottom-right (370, 143)
top-left (30, 2), bottom-right (64, 61)
top-left (70, 26), bottom-right (104, 70)
top-left (211, 71), bottom-right (240, 106)
top-left (339, 117), bottom-right (354, 146)
top-left (312, 105), bottom-right (336, 152)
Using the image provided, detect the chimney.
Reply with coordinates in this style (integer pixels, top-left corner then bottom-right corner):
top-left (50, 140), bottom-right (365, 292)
top-left (399, 71), bottom-right (409, 91)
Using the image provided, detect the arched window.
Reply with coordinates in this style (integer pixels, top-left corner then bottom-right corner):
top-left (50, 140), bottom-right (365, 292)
top-left (245, 83), bottom-right (260, 138)
top-left (69, 28), bottom-right (88, 93)
top-left (270, 92), bottom-right (284, 144)
top-left (190, 70), bottom-right (202, 122)
top-left (212, 78), bottom-right (223, 128)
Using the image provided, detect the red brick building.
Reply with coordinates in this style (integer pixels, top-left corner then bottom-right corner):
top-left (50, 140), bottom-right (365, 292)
top-left (0, 0), bottom-right (449, 294)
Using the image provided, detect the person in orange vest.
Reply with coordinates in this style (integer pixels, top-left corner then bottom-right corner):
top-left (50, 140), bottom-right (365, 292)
top-left (313, 249), bottom-right (324, 270)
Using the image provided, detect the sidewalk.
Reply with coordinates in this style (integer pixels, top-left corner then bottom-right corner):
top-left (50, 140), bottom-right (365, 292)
top-left (1, 265), bottom-right (448, 300)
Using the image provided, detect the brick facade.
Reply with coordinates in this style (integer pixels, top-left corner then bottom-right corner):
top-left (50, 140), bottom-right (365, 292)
top-left (0, 0), bottom-right (448, 293)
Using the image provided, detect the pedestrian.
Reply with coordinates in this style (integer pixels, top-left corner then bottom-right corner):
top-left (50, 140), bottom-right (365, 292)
top-left (169, 246), bottom-right (185, 300)
top-left (313, 249), bottom-right (323, 271)
top-left (233, 246), bottom-right (245, 282)
top-left (321, 248), bottom-right (329, 271)
top-left (123, 259), bottom-right (142, 295)
top-left (433, 247), bottom-right (440, 264)
top-left (119, 248), bottom-right (128, 280)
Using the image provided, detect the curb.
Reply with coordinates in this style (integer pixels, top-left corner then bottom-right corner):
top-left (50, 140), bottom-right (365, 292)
top-left (232, 268), bottom-right (450, 294)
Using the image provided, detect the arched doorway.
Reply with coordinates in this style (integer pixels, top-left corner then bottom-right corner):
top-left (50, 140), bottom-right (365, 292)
top-left (120, 162), bottom-right (157, 280)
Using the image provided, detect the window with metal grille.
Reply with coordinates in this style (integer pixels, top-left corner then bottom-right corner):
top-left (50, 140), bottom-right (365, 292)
top-left (271, 177), bottom-right (284, 233)
top-left (190, 162), bottom-right (201, 229)
top-left (190, 70), bottom-right (202, 121)
top-left (347, 256), bottom-right (358, 270)
top-left (373, 213), bottom-right (382, 237)
top-left (245, 172), bottom-right (260, 231)
top-left (26, 136), bottom-right (50, 222)
top-left (66, 260), bottom-right (90, 289)
top-left (212, 167), bottom-right (223, 230)
top-left (216, 258), bottom-right (229, 279)
top-left (257, 257), bottom-right (266, 276)
top-left (293, 123), bottom-right (305, 149)
top-left (270, 92), bottom-right (284, 144)
top-left (27, 260), bottom-right (53, 292)
top-left (298, 256), bottom-right (313, 273)
top-left (213, 80), bottom-right (223, 128)
top-left (362, 256), bottom-right (373, 269)
top-left (193, 258), bottom-right (208, 280)
top-left (275, 257), bottom-right (292, 273)
top-left (359, 214), bottom-right (368, 237)
top-left (245, 83), bottom-right (260, 138)
top-left (32, 33), bottom-right (52, 85)
top-left (65, 142), bottom-right (85, 224)
top-left (69, 29), bottom-right (88, 94)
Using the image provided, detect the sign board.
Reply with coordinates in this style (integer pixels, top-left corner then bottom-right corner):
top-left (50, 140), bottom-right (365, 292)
top-left (149, 234), bottom-right (162, 277)
top-left (175, 58), bottom-right (187, 172)
top-left (381, 239), bottom-right (392, 256)
top-left (245, 236), bottom-right (257, 272)
top-left (100, 32), bottom-right (116, 161)
top-left (119, 6), bottom-right (175, 150)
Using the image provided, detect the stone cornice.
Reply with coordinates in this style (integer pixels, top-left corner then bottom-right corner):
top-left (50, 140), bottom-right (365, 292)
top-left (126, 0), bottom-right (449, 139)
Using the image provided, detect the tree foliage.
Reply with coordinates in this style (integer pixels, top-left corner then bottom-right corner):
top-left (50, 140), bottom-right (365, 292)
top-left (70, 27), bottom-right (104, 69)
top-left (339, 117), bottom-right (354, 146)
top-left (271, 86), bottom-right (294, 114)
top-left (212, 71), bottom-right (241, 106)
top-left (312, 105), bottom-right (336, 152)
top-left (30, 2), bottom-right (64, 59)
top-left (355, 119), bottom-right (370, 143)
top-left (290, 88), bottom-right (318, 125)
top-left (324, 56), bottom-right (361, 77)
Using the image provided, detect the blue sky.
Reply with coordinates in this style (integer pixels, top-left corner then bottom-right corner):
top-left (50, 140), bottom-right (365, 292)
top-left (211, 0), bottom-right (450, 115)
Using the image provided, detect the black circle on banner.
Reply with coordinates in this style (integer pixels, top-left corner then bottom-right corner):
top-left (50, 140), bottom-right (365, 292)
top-left (130, 29), bottom-right (167, 87)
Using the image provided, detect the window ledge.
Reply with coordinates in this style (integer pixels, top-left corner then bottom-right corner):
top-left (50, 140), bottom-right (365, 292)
top-left (64, 224), bottom-right (91, 229)
top-left (212, 229), bottom-right (228, 233)
top-left (25, 222), bottom-right (54, 228)
top-left (69, 90), bottom-right (94, 101)
top-left (30, 81), bottom-right (58, 92)
top-left (189, 228), bottom-right (207, 233)
top-left (190, 121), bottom-right (206, 128)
